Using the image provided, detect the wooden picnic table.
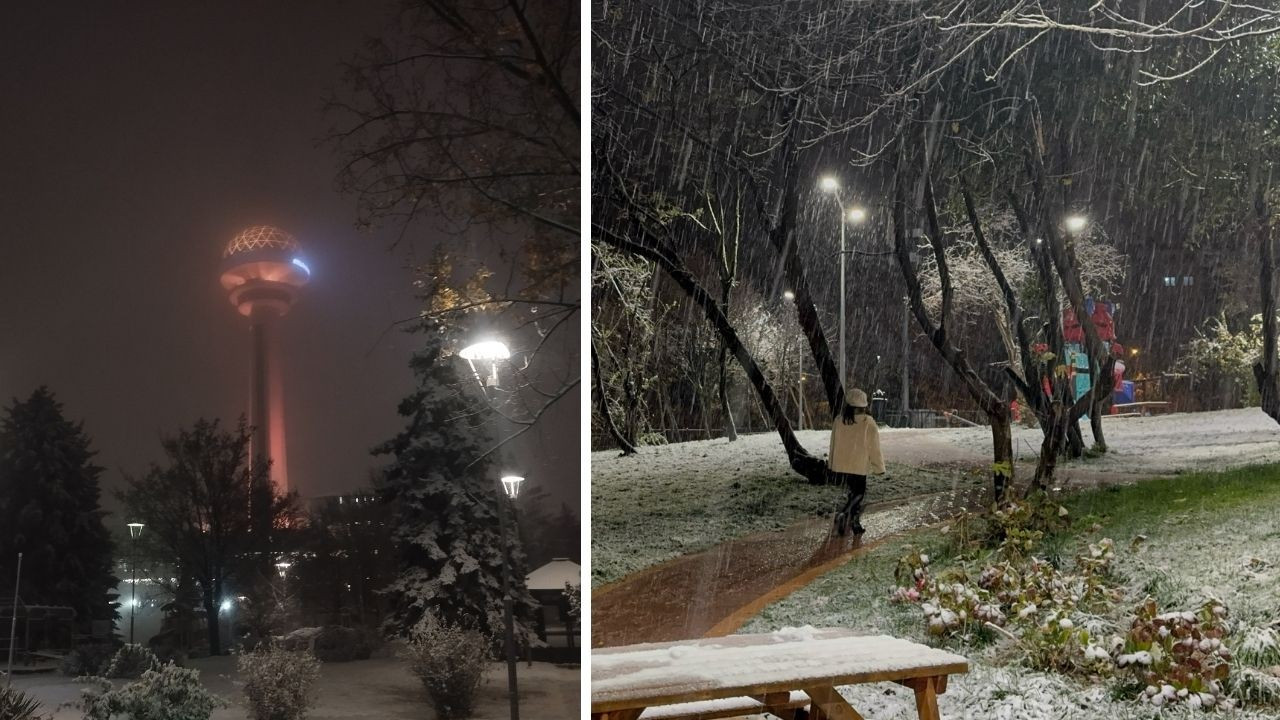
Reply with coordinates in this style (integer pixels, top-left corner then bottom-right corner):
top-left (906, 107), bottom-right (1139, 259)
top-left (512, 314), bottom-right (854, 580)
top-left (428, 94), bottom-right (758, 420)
top-left (592, 627), bottom-right (969, 720)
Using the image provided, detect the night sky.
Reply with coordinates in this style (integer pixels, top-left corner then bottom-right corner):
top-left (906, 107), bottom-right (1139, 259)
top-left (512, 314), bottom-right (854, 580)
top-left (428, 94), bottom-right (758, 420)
top-left (0, 2), bottom-right (580, 514)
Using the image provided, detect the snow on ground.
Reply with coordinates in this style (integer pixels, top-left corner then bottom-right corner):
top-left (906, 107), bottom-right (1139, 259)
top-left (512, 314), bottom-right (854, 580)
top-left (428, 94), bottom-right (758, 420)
top-left (593, 409), bottom-right (1280, 586)
top-left (11, 655), bottom-right (579, 719)
top-left (739, 466), bottom-right (1280, 719)
top-left (592, 433), bottom-right (979, 586)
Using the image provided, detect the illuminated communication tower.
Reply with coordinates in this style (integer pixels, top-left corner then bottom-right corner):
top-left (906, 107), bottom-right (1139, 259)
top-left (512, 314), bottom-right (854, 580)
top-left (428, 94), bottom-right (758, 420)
top-left (219, 225), bottom-right (310, 494)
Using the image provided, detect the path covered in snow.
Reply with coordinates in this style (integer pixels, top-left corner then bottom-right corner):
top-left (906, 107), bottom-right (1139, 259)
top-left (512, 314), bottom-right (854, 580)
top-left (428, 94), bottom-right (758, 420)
top-left (593, 409), bottom-right (1280, 649)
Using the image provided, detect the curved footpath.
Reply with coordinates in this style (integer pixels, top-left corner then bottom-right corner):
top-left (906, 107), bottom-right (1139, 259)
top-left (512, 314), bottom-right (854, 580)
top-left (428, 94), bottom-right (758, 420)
top-left (591, 484), bottom-right (988, 647)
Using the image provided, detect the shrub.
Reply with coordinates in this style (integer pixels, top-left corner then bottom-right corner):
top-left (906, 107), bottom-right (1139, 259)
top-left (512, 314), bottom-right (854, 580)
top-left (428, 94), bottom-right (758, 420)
top-left (402, 613), bottom-right (491, 719)
top-left (1115, 598), bottom-right (1235, 710)
top-left (60, 640), bottom-right (119, 676)
top-left (238, 644), bottom-right (322, 720)
top-left (0, 685), bottom-right (44, 720)
top-left (102, 643), bottom-right (161, 679)
top-left (77, 663), bottom-right (225, 720)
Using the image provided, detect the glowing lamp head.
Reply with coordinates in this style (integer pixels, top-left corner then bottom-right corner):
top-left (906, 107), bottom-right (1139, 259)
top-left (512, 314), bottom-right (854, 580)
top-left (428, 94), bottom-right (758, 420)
top-left (500, 475), bottom-right (525, 499)
top-left (819, 176), bottom-right (839, 193)
top-left (275, 561), bottom-right (292, 579)
top-left (459, 340), bottom-right (510, 362)
top-left (783, 290), bottom-right (795, 301)
top-left (1064, 214), bottom-right (1088, 233)
top-left (127, 522), bottom-right (144, 539)
top-left (847, 207), bottom-right (867, 224)
top-left (220, 599), bottom-right (233, 613)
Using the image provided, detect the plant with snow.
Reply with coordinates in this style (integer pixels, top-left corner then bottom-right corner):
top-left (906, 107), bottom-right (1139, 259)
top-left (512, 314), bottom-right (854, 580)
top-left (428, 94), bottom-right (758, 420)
top-left (1174, 313), bottom-right (1277, 407)
top-left (564, 582), bottom-right (580, 618)
top-left (237, 644), bottom-right (322, 720)
top-left (1021, 611), bottom-right (1116, 675)
top-left (100, 643), bottom-right (160, 679)
top-left (0, 685), bottom-right (45, 720)
top-left (77, 662), bottom-right (226, 720)
top-left (402, 612), bottom-right (491, 719)
top-left (1115, 598), bottom-right (1235, 710)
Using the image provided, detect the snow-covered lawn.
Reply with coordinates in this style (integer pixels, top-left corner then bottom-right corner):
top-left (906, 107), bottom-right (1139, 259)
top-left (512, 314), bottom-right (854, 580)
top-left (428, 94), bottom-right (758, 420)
top-left (10, 655), bottom-right (579, 719)
top-left (592, 433), bottom-right (980, 586)
top-left (592, 409), bottom-right (1280, 587)
top-left (740, 465), bottom-right (1280, 719)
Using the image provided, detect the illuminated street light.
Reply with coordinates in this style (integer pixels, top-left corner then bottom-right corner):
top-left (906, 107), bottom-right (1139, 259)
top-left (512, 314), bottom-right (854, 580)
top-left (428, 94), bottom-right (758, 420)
top-left (127, 522), bottom-right (144, 644)
top-left (819, 176), bottom-right (839, 192)
top-left (1130, 347), bottom-right (1140, 356)
top-left (1064, 214), bottom-right (1088, 233)
top-left (847, 207), bottom-right (867, 224)
top-left (275, 561), bottom-right (292, 580)
top-left (494, 473), bottom-right (528, 720)
top-left (500, 475), bottom-right (525, 500)
top-left (782, 290), bottom-right (795, 301)
top-left (461, 339), bottom-right (511, 388)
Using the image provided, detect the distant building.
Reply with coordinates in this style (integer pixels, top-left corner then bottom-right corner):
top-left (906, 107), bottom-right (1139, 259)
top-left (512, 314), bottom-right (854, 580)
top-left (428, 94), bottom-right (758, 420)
top-left (525, 558), bottom-right (579, 663)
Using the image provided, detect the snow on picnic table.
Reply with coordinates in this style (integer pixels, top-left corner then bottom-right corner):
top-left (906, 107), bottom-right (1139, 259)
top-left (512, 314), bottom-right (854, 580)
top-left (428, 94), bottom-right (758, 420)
top-left (592, 627), bottom-right (967, 706)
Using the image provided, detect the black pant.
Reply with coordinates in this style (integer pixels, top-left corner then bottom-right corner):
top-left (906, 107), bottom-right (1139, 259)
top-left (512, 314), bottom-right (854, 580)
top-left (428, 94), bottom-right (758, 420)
top-left (829, 471), bottom-right (867, 524)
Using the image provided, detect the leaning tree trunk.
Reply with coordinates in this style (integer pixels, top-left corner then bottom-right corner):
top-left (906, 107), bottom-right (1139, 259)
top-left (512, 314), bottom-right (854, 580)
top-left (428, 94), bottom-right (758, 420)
top-left (597, 226), bottom-right (827, 483)
top-left (592, 339), bottom-right (637, 455)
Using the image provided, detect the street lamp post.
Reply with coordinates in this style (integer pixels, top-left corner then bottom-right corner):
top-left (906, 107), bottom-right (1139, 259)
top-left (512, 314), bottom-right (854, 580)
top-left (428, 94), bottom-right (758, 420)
top-left (496, 474), bottom-right (525, 720)
top-left (127, 522), bottom-right (144, 644)
top-left (819, 176), bottom-right (867, 389)
top-left (459, 339), bottom-right (512, 391)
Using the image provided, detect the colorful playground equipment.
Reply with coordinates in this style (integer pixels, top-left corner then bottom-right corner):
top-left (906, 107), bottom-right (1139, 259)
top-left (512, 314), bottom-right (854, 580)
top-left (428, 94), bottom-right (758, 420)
top-left (1060, 299), bottom-right (1134, 408)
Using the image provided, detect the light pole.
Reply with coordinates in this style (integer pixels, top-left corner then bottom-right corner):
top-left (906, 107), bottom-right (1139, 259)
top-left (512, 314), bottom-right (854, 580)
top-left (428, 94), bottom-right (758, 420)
top-left (5, 552), bottom-right (21, 687)
top-left (127, 522), bottom-right (144, 644)
top-left (819, 175), bottom-right (868, 389)
top-left (496, 474), bottom-right (525, 720)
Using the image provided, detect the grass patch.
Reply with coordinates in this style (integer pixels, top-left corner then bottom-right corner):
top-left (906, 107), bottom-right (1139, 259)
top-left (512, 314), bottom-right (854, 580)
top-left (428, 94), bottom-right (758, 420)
top-left (741, 464), bottom-right (1280, 718)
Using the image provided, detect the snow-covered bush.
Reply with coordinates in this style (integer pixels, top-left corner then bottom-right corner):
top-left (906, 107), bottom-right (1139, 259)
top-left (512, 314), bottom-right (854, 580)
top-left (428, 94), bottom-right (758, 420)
top-left (0, 685), bottom-right (44, 720)
top-left (238, 644), bottom-right (322, 720)
top-left (1115, 599), bottom-right (1235, 710)
top-left (402, 613), bottom-right (491, 719)
top-left (60, 640), bottom-right (118, 676)
top-left (102, 643), bottom-right (160, 679)
top-left (564, 582), bottom-right (580, 618)
top-left (1174, 313), bottom-right (1274, 407)
top-left (77, 662), bottom-right (225, 720)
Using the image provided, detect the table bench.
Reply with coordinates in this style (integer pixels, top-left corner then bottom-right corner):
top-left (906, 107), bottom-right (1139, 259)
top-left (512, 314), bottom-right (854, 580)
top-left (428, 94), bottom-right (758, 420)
top-left (593, 627), bottom-right (969, 720)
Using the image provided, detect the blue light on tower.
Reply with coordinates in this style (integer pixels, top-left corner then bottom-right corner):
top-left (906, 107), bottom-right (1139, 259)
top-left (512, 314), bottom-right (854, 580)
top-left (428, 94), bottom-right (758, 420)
top-left (292, 257), bottom-right (311, 275)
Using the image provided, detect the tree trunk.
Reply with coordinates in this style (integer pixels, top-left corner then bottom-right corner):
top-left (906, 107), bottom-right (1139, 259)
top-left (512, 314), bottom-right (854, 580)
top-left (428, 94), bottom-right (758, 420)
top-left (591, 339), bottom-right (637, 455)
top-left (718, 345), bottom-right (738, 441)
top-left (892, 170), bottom-right (1010, 502)
top-left (203, 581), bottom-right (222, 656)
top-left (598, 226), bottom-right (826, 483)
top-left (1253, 178), bottom-right (1280, 423)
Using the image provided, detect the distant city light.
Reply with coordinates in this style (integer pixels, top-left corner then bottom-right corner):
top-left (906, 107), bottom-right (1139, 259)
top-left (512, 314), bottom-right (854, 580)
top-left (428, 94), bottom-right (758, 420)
top-left (819, 176), bottom-right (839, 192)
top-left (292, 257), bottom-right (311, 275)
top-left (459, 340), bottom-right (511, 361)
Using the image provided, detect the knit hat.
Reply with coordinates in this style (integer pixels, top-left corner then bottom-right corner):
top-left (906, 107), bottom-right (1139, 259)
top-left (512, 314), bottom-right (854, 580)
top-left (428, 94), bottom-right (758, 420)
top-left (848, 388), bottom-right (869, 408)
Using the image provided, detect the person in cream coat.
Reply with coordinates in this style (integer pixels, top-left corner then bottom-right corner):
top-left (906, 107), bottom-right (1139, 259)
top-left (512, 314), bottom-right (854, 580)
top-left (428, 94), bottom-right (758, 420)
top-left (828, 387), bottom-right (884, 536)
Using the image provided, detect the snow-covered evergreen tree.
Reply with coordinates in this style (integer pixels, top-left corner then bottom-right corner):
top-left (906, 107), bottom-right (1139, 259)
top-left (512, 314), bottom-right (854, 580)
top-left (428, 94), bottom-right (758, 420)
top-left (376, 320), bottom-right (538, 643)
top-left (0, 387), bottom-right (117, 633)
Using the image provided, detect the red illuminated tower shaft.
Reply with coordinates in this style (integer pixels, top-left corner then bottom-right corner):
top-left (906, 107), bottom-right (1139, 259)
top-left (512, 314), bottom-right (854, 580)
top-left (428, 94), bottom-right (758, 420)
top-left (220, 225), bottom-right (310, 495)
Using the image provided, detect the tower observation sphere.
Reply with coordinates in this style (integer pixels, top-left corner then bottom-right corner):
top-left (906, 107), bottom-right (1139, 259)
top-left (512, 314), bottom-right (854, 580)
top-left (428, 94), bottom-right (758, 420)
top-left (220, 225), bottom-right (310, 494)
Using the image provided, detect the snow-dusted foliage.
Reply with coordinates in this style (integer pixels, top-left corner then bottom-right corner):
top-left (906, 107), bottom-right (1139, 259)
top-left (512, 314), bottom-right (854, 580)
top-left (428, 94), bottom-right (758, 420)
top-left (1175, 313), bottom-right (1276, 406)
top-left (916, 211), bottom-right (1125, 321)
top-left (101, 643), bottom-right (160, 679)
top-left (237, 644), bottom-right (321, 720)
top-left (402, 612), bottom-right (491, 719)
top-left (0, 686), bottom-right (43, 720)
top-left (1116, 599), bottom-right (1235, 710)
top-left (76, 662), bottom-right (225, 720)
top-left (376, 319), bottom-right (538, 641)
